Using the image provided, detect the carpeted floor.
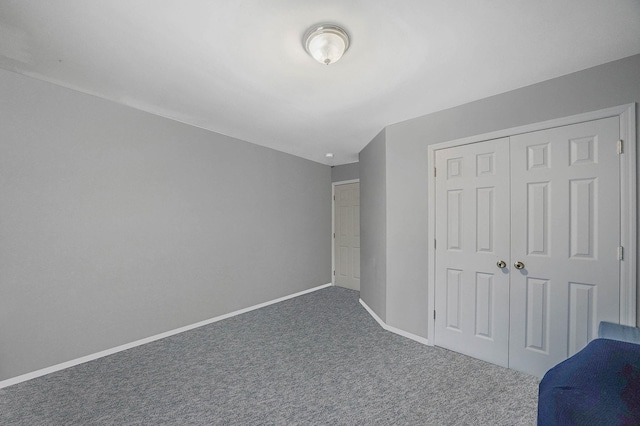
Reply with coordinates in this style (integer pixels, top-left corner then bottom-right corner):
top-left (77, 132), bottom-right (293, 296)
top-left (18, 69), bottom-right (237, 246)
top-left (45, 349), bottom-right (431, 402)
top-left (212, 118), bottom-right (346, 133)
top-left (0, 286), bottom-right (539, 425)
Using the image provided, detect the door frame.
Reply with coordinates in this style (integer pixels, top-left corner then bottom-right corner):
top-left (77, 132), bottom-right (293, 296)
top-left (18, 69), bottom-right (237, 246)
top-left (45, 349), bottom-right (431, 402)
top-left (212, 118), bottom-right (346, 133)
top-left (332, 179), bottom-right (360, 286)
top-left (426, 103), bottom-right (637, 345)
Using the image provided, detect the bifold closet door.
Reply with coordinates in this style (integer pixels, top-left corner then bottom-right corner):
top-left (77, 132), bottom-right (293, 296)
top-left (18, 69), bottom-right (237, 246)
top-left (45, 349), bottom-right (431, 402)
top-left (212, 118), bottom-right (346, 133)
top-left (434, 137), bottom-right (511, 367)
top-left (508, 116), bottom-right (621, 377)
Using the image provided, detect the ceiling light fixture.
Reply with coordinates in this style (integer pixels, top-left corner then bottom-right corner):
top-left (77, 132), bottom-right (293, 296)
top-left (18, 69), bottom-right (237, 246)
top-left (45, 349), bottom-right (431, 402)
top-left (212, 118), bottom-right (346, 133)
top-left (304, 24), bottom-right (350, 65)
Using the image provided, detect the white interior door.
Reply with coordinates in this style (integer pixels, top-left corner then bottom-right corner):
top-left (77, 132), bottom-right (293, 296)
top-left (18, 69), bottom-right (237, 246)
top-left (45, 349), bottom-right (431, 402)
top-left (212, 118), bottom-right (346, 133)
top-left (434, 138), bottom-right (511, 367)
top-left (334, 182), bottom-right (360, 290)
top-left (508, 116), bottom-right (620, 377)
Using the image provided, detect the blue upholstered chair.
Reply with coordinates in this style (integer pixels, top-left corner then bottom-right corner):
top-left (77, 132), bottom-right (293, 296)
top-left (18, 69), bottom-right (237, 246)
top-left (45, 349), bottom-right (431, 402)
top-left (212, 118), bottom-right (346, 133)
top-left (537, 322), bottom-right (640, 425)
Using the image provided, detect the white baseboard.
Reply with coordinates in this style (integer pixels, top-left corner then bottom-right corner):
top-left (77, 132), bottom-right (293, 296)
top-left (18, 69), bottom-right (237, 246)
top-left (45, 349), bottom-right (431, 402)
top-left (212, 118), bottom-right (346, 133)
top-left (359, 298), bottom-right (429, 346)
top-left (359, 298), bottom-right (387, 328)
top-left (0, 283), bottom-right (332, 390)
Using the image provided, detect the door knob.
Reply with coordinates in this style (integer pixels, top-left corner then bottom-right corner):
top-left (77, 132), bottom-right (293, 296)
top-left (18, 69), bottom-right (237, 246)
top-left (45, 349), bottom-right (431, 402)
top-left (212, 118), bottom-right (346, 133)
top-left (496, 260), bottom-right (507, 269)
top-left (514, 261), bottom-right (525, 270)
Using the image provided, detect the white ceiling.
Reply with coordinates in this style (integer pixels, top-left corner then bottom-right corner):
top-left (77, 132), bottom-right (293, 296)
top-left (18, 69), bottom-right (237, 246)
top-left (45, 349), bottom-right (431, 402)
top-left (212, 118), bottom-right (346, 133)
top-left (1, 1), bottom-right (639, 165)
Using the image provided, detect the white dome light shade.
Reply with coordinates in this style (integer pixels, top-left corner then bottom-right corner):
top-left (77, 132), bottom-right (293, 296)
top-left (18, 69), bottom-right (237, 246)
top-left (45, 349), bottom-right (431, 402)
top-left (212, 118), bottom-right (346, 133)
top-left (304, 24), bottom-right (350, 65)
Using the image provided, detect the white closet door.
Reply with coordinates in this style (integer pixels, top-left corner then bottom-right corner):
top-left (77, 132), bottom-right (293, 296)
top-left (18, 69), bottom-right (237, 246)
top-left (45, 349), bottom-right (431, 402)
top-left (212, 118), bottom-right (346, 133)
top-left (434, 138), bottom-right (511, 366)
top-left (508, 116), bottom-right (620, 377)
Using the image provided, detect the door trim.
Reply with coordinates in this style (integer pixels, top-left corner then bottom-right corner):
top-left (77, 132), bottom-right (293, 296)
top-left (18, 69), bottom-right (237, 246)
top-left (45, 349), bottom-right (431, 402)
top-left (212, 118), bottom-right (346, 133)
top-left (332, 179), bottom-right (359, 286)
top-left (427, 104), bottom-right (637, 345)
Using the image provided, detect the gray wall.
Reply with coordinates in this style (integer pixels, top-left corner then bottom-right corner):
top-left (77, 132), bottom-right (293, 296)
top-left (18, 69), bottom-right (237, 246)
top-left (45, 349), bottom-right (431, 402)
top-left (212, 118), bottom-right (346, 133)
top-left (0, 69), bottom-right (331, 381)
top-left (359, 129), bottom-right (387, 321)
top-left (331, 162), bottom-right (359, 182)
top-left (364, 54), bottom-right (640, 338)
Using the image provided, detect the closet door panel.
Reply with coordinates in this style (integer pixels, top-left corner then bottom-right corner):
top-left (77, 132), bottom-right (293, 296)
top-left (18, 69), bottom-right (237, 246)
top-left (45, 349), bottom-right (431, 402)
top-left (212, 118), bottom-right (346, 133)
top-left (509, 116), bottom-right (620, 377)
top-left (434, 138), bottom-right (511, 367)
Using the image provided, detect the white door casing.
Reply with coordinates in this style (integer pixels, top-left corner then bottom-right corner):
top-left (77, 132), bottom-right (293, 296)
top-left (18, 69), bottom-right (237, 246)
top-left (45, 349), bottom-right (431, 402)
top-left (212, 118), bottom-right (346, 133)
top-left (434, 138), bottom-right (511, 367)
top-left (334, 182), bottom-right (360, 290)
top-left (430, 107), bottom-right (635, 377)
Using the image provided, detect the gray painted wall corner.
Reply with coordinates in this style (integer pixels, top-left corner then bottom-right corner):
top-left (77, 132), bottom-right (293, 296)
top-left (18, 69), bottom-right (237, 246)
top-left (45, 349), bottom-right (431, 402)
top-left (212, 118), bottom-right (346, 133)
top-left (359, 129), bottom-right (387, 321)
top-left (331, 162), bottom-right (359, 182)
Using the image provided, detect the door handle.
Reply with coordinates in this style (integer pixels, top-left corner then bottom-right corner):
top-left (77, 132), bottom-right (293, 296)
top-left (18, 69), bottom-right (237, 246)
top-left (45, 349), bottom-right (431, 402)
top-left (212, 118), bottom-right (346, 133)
top-left (514, 261), bottom-right (525, 270)
top-left (496, 260), bottom-right (507, 269)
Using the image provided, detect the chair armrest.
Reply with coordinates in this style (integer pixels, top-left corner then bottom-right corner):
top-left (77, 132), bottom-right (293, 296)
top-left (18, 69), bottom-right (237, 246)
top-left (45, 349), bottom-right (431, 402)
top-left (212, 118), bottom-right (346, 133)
top-left (598, 321), bottom-right (640, 344)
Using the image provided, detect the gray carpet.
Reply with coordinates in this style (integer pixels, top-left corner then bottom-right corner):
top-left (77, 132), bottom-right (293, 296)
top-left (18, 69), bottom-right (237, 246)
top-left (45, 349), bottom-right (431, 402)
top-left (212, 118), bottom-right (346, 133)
top-left (0, 287), bottom-right (539, 425)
